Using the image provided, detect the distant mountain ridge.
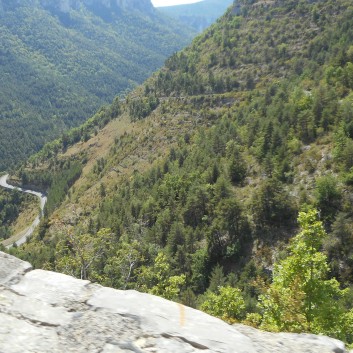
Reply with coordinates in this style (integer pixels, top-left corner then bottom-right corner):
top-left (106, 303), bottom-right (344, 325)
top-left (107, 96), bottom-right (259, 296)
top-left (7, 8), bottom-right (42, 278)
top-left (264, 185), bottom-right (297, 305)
top-left (0, 0), bottom-right (194, 170)
top-left (39, 0), bottom-right (155, 15)
top-left (0, 0), bottom-right (154, 13)
top-left (158, 0), bottom-right (233, 32)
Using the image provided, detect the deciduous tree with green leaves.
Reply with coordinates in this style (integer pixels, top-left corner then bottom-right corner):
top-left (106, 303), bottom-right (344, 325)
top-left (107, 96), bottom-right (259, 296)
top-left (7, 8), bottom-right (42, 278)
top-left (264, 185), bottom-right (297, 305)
top-left (104, 237), bottom-right (143, 289)
top-left (259, 210), bottom-right (352, 342)
top-left (200, 286), bottom-right (245, 323)
top-left (56, 228), bottom-right (112, 282)
top-left (137, 252), bottom-right (186, 301)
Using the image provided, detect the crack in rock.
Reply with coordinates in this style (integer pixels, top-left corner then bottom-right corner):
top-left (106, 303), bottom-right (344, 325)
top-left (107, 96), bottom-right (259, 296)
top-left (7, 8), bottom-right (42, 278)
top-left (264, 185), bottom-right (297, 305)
top-left (161, 333), bottom-right (209, 350)
top-left (0, 254), bottom-right (350, 353)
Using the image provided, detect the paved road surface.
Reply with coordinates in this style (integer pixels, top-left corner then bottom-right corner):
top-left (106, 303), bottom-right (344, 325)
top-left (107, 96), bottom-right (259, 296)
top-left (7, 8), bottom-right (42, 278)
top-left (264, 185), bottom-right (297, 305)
top-left (0, 174), bottom-right (47, 248)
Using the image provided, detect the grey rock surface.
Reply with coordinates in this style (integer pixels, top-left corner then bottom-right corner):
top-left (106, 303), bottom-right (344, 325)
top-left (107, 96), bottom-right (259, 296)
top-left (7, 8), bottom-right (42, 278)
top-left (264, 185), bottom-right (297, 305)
top-left (234, 324), bottom-right (346, 353)
top-left (0, 252), bottom-right (349, 353)
top-left (0, 251), bottom-right (32, 285)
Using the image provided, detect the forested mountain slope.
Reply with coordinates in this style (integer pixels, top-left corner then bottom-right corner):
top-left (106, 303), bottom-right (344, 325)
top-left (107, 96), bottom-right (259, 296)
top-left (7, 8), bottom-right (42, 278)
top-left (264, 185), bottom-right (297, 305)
top-left (0, 0), bottom-right (194, 170)
top-left (157, 0), bottom-right (233, 32)
top-left (6, 0), bottom-right (353, 344)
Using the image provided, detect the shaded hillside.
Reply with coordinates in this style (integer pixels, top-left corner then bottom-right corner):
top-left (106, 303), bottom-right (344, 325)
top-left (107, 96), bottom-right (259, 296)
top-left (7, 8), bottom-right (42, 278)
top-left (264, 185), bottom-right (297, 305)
top-left (0, 187), bottom-right (37, 241)
top-left (7, 0), bottom-right (353, 344)
top-left (0, 0), bottom-right (194, 170)
top-left (157, 0), bottom-right (233, 32)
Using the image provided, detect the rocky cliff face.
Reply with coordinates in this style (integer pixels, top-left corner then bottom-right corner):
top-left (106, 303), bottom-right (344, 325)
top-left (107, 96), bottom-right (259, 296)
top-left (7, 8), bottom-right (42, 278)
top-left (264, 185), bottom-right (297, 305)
top-left (0, 251), bottom-right (350, 353)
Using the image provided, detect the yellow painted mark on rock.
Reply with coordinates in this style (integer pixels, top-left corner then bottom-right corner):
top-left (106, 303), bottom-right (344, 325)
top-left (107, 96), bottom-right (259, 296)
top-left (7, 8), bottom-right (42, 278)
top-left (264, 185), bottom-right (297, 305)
top-left (178, 303), bottom-right (186, 327)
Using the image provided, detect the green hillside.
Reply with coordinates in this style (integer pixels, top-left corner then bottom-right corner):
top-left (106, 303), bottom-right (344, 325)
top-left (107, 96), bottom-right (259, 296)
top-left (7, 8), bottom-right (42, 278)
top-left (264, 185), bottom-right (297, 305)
top-left (0, 188), bottom-right (37, 241)
top-left (158, 0), bottom-right (233, 32)
top-left (0, 0), bottom-right (194, 170)
top-left (6, 0), bottom-right (353, 345)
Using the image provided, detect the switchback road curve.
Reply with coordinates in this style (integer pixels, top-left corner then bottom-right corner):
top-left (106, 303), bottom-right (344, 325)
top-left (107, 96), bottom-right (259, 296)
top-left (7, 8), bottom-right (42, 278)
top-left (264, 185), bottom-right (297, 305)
top-left (0, 174), bottom-right (47, 249)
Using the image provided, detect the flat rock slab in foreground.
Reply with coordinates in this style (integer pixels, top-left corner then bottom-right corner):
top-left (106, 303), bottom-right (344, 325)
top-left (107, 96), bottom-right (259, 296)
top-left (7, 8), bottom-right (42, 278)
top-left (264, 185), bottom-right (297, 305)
top-left (0, 252), bottom-right (349, 353)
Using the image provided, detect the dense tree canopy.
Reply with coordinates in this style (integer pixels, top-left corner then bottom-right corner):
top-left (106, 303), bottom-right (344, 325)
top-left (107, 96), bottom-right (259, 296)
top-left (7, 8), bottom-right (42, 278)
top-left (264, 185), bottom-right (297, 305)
top-left (6, 0), bottom-right (353, 346)
top-left (0, 1), bottom-right (194, 170)
top-left (259, 210), bottom-right (351, 340)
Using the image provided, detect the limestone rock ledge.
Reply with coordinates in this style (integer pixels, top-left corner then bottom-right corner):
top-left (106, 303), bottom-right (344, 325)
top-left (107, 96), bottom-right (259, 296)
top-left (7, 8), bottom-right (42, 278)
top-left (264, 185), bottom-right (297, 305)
top-left (0, 252), bottom-right (349, 353)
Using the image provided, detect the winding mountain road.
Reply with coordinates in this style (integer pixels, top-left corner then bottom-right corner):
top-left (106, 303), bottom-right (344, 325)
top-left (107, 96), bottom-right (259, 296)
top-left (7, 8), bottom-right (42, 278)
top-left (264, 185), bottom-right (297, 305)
top-left (0, 174), bottom-right (47, 249)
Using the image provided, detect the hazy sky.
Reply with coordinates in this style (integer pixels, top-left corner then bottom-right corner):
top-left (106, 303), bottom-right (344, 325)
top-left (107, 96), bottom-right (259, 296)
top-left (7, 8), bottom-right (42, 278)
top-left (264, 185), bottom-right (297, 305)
top-left (151, 0), bottom-right (203, 7)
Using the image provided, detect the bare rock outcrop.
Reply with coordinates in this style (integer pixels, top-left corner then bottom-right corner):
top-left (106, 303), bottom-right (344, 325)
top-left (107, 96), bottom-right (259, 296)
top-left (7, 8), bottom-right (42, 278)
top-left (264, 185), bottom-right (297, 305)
top-left (0, 252), bottom-right (349, 353)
